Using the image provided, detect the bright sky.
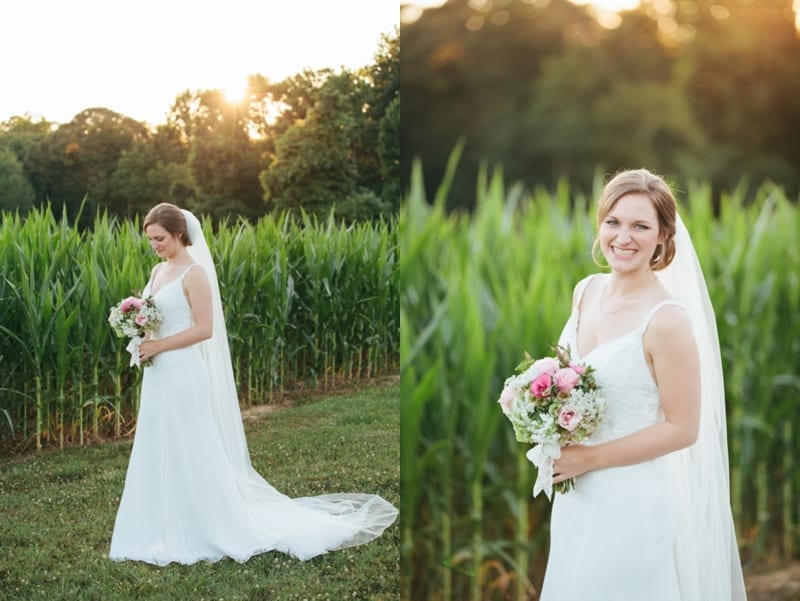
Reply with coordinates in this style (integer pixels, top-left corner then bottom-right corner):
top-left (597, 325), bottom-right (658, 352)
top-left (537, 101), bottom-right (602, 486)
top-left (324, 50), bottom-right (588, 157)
top-left (0, 0), bottom-right (399, 126)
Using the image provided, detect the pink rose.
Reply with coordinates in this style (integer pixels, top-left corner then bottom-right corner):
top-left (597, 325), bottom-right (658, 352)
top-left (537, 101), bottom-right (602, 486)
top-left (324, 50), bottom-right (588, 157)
top-left (119, 297), bottom-right (138, 312)
top-left (555, 367), bottom-right (580, 393)
top-left (134, 313), bottom-right (149, 326)
top-left (531, 357), bottom-right (559, 375)
top-left (119, 296), bottom-right (145, 312)
top-left (569, 363), bottom-right (586, 375)
top-left (498, 386), bottom-right (516, 414)
top-left (530, 373), bottom-right (553, 398)
top-left (558, 405), bottom-right (583, 431)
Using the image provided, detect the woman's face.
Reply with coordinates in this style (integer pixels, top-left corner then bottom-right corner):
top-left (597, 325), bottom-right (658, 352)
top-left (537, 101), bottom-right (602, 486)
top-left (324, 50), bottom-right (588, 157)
top-left (598, 193), bottom-right (663, 274)
top-left (145, 223), bottom-right (180, 259)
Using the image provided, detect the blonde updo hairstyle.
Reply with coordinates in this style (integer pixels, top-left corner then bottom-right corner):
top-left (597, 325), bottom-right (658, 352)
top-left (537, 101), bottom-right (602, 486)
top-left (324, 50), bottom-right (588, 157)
top-left (592, 169), bottom-right (677, 271)
top-left (143, 203), bottom-right (191, 246)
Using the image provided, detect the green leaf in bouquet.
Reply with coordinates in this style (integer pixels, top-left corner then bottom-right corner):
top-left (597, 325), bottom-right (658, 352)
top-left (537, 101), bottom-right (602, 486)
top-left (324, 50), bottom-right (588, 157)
top-left (515, 353), bottom-right (535, 373)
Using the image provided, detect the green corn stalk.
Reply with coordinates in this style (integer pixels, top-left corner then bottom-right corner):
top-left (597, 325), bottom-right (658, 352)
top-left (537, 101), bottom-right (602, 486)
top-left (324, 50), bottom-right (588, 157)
top-left (1, 204), bottom-right (396, 448)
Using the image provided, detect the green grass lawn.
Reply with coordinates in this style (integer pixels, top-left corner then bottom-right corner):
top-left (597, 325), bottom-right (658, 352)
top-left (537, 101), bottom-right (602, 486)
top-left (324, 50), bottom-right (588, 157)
top-left (0, 378), bottom-right (399, 601)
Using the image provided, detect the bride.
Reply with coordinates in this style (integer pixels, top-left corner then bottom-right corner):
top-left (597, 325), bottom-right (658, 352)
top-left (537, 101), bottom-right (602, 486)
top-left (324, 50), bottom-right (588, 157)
top-left (109, 203), bottom-right (397, 565)
top-left (539, 170), bottom-right (746, 600)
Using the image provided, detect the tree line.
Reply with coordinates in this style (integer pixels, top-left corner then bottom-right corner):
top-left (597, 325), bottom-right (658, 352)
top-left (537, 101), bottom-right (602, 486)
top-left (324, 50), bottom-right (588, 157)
top-left (0, 30), bottom-right (399, 226)
top-left (401, 0), bottom-right (800, 211)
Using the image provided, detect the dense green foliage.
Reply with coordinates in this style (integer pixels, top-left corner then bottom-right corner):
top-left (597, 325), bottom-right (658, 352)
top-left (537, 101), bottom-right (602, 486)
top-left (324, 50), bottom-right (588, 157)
top-left (400, 165), bottom-right (799, 600)
top-left (0, 380), bottom-right (399, 600)
top-left (401, 0), bottom-right (800, 210)
top-left (0, 31), bottom-right (399, 226)
top-left (0, 207), bottom-right (398, 451)
top-left (0, 147), bottom-right (34, 212)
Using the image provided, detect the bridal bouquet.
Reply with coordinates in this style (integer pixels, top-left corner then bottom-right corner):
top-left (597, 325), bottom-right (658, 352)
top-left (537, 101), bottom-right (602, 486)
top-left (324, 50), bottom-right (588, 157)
top-left (498, 345), bottom-right (603, 500)
top-left (108, 295), bottom-right (163, 367)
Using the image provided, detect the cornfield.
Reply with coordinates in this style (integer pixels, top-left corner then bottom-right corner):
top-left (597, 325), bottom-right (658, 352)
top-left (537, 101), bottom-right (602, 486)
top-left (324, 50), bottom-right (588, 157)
top-left (0, 207), bottom-right (398, 451)
top-left (400, 160), bottom-right (800, 600)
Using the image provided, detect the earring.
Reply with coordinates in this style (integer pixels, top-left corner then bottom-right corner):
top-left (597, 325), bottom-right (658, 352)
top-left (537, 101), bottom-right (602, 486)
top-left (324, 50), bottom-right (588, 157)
top-left (591, 238), bottom-right (609, 269)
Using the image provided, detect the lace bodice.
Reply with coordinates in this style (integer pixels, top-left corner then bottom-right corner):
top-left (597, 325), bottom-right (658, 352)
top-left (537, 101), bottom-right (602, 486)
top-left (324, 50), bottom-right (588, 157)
top-left (143, 264), bottom-right (199, 338)
top-left (558, 276), bottom-right (682, 444)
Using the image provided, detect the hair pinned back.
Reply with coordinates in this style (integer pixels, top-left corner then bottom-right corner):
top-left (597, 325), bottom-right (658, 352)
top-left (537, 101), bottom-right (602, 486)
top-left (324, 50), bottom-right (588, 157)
top-left (143, 203), bottom-right (191, 246)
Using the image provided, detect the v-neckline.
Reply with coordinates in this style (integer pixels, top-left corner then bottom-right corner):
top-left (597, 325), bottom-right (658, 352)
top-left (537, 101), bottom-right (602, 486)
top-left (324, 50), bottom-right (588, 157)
top-left (574, 306), bottom-right (641, 361)
top-left (572, 274), bottom-right (676, 360)
top-left (150, 263), bottom-right (195, 297)
top-left (574, 300), bottom-right (678, 361)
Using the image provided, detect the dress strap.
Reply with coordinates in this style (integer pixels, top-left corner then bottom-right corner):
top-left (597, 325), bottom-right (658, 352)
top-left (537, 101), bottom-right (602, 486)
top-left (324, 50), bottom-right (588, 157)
top-left (637, 299), bottom-right (684, 334)
top-left (144, 263), bottom-right (162, 293)
top-left (179, 263), bottom-right (200, 280)
top-left (572, 273), bottom-right (603, 310)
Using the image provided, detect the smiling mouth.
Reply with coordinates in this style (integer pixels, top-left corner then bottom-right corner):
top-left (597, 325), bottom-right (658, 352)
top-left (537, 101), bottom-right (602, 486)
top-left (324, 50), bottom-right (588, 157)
top-left (613, 247), bottom-right (637, 256)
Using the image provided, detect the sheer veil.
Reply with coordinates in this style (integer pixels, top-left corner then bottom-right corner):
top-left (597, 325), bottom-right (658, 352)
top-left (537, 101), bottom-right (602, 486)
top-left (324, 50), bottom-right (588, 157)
top-left (655, 213), bottom-right (747, 600)
top-left (181, 210), bottom-right (254, 475)
top-left (180, 209), bottom-right (398, 556)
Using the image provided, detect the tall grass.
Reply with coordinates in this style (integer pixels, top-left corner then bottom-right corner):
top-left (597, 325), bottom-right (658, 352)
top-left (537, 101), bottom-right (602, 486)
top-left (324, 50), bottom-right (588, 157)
top-left (400, 164), bottom-right (800, 600)
top-left (0, 208), bottom-right (398, 451)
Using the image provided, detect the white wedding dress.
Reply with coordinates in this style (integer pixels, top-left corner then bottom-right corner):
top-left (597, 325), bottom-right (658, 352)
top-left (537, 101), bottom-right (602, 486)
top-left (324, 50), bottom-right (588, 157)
top-left (539, 272), bottom-right (746, 600)
top-left (540, 275), bottom-right (682, 600)
top-left (109, 262), bottom-right (398, 565)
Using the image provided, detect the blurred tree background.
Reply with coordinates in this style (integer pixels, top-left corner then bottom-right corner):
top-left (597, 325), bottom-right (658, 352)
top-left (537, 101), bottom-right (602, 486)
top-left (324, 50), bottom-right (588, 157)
top-left (400, 0), bottom-right (800, 210)
top-left (0, 30), bottom-right (398, 227)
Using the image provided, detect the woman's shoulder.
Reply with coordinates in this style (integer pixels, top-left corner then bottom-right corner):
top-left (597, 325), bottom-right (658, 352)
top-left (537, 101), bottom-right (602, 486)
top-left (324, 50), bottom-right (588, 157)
top-left (651, 300), bottom-right (689, 323)
top-left (643, 302), bottom-right (696, 368)
top-left (150, 262), bottom-right (165, 277)
top-left (570, 272), bottom-right (607, 307)
top-left (645, 301), bottom-right (693, 342)
top-left (182, 262), bottom-right (210, 287)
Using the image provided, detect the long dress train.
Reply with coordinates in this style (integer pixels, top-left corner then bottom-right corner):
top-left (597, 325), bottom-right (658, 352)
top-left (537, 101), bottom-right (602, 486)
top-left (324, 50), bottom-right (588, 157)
top-left (109, 263), bottom-right (397, 565)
